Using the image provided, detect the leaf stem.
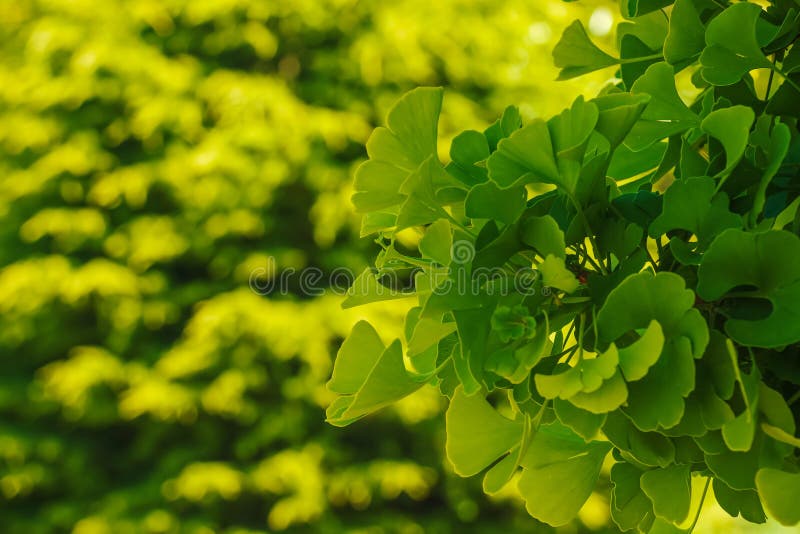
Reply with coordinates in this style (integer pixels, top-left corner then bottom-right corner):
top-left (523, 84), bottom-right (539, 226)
top-left (447, 214), bottom-right (478, 238)
top-left (787, 390), bottom-right (800, 406)
top-left (552, 344), bottom-right (578, 360)
top-left (688, 477), bottom-right (711, 534)
top-left (765, 67), bottom-right (776, 101)
top-left (618, 53), bottom-right (663, 65)
top-left (427, 354), bottom-right (454, 378)
top-left (532, 398), bottom-right (550, 430)
top-left (568, 195), bottom-right (608, 275)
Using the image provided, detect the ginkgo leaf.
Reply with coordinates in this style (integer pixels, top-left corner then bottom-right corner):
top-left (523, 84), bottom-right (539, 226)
top-left (627, 63), bottom-right (700, 151)
top-left (713, 479), bottom-right (766, 524)
top-left (465, 181), bottom-right (526, 224)
top-left (649, 176), bottom-right (742, 247)
top-left (664, 0), bottom-right (706, 65)
top-left (407, 316), bottom-right (457, 357)
top-left (483, 415), bottom-right (532, 494)
top-left (553, 20), bottom-right (619, 80)
top-left (520, 215), bottom-right (566, 260)
top-left (617, 320), bottom-right (664, 381)
top-left (593, 92), bottom-right (651, 149)
top-left (342, 268), bottom-right (415, 309)
top-left (554, 397), bottom-right (606, 440)
top-left (700, 3), bottom-right (773, 86)
top-left (327, 320), bottom-right (385, 394)
top-left (604, 411), bottom-right (676, 468)
top-left (697, 229), bottom-right (800, 347)
top-left (622, 0), bottom-right (672, 18)
top-left (396, 157), bottom-right (455, 230)
top-left (755, 469), bottom-right (800, 526)
top-left (751, 118), bottom-right (791, 224)
top-left (487, 120), bottom-right (559, 188)
top-left (328, 340), bottom-right (423, 425)
top-left (446, 129), bottom-right (489, 186)
top-left (610, 462), bottom-right (654, 531)
top-left (641, 464), bottom-right (692, 524)
top-left (419, 219), bottom-right (452, 266)
top-left (701, 106), bottom-right (755, 179)
top-left (539, 254), bottom-right (579, 294)
top-left (445, 387), bottom-right (524, 476)
top-left (354, 87), bottom-right (443, 214)
top-left (518, 422), bottom-right (612, 526)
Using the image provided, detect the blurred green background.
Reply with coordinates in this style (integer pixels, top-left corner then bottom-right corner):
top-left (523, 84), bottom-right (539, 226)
top-left (0, 1), bottom-right (790, 533)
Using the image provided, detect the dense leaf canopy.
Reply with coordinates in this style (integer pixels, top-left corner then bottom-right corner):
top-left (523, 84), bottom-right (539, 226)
top-left (332, 0), bottom-right (800, 531)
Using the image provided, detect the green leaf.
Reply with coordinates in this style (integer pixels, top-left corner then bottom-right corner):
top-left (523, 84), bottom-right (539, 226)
top-left (700, 3), bottom-right (773, 86)
top-left (535, 345), bottom-right (627, 414)
top-left (649, 176), bottom-right (742, 247)
top-left (697, 229), bottom-right (800, 347)
top-left (496, 316), bottom-right (551, 384)
top-left (546, 97), bottom-right (600, 193)
top-left (608, 140), bottom-right (665, 180)
top-left (751, 118), bottom-right (791, 225)
top-left (701, 105), bottom-right (755, 179)
top-left (352, 161), bottom-right (408, 212)
top-left (713, 479), bottom-right (766, 524)
top-left (755, 469), bottom-right (800, 526)
top-left (597, 272), bottom-right (708, 430)
top-left (553, 398), bottom-right (606, 440)
top-left (342, 268), bottom-right (415, 309)
top-left (610, 462), bottom-right (654, 531)
top-left (452, 306), bottom-right (492, 395)
top-left (622, 0), bottom-right (672, 18)
top-left (446, 129), bottom-right (489, 186)
top-left (664, 0), bottom-right (706, 65)
top-left (354, 87), bottom-right (443, 214)
top-left (328, 321), bottom-right (385, 394)
top-left (641, 464), bottom-right (692, 524)
top-left (597, 271), bottom-right (701, 344)
top-left (593, 93), bottom-right (651, 149)
top-left (520, 215), bottom-right (566, 260)
top-left (484, 105), bottom-right (523, 151)
top-left (539, 254), bottom-right (580, 294)
top-left (483, 415), bottom-right (532, 494)
top-left (464, 181), bottom-right (526, 224)
top-left (757, 383), bottom-right (795, 437)
top-left (407, 316), bottom-right (457, 358)
top-left (419, 219), bottom-right (452, 266)
top-left (518, 422), bottom-right (612, 526)
top-left (721, 343), bottom-right (760, 452)
top-left (569, 371), bottom-right (628, 414)
top-left (552, 20), bottom-right (619, 80)
top-left (627, 63), bottom-right (700, 151)
top-left (327, 340), bottom-right (423, 425)
top-left (396, 157), bottom-right (454, 230)
top-left (620, 34), bottom-right (660, 91)
top-left (617, 320), bottom-right (664, 381)
top-left (445, 387), bottom-right (524, 476)
top-left (604, 411), bottom-right (676, 468)
top-left (487, 120), bottom-right (559, 188)
top-left (491, 305), bottom-right (536, 343)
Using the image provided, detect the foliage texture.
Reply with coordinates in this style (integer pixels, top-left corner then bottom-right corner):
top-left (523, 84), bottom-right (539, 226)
top-left (331, 0), bottom-right (800, 531)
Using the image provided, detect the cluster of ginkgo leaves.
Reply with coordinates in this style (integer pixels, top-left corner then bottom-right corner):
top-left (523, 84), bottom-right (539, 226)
top-left (327, 0), bottom-right (800, 531)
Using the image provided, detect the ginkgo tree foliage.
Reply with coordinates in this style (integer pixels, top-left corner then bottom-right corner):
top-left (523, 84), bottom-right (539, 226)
top-left (328, 0), bottom-right (800, 531)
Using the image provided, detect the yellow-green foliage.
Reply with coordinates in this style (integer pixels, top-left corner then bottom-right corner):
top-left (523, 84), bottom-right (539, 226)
top-left (0, 0), bottom-right (620, 532)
